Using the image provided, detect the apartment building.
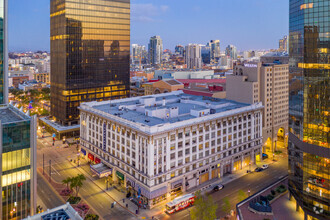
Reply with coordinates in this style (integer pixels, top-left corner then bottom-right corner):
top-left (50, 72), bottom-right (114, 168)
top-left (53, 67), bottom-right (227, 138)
top-left (79, 91), bottom-right (263, 208)
top-left (226, 61), bottom-right (289, 153)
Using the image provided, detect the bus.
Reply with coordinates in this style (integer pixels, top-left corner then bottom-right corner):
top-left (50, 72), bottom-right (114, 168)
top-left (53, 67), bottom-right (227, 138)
top-left (165, 193), bottom-right (196, 214)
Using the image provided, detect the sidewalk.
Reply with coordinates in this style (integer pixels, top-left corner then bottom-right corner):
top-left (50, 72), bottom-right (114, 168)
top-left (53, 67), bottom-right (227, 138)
top-left (74, 157), bottom-right (276, 220)
top-left (74, 160), bottom-right (153, 219)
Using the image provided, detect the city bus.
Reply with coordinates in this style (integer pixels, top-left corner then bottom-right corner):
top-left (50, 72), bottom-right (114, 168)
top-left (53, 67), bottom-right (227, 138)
top-left (165, 193), bottom-right (196, 214)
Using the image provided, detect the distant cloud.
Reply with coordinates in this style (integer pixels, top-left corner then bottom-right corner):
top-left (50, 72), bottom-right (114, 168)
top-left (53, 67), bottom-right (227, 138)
top-left (131, 4), bottom-right (169, 22)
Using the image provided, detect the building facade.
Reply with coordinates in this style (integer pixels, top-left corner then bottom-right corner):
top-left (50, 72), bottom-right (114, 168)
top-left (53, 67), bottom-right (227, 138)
top-left (131, 44), bottom-right (147, 65)
top-left (185, 44), bottom-right (202, 69)
top-left (148, 36), bottom-right (163, 66)
top-left (0, 0), bottom-right (8, 104)
top-left (143, 79), bottom-right (184, 95)
top-left (50, 0), bottom-right (130, 126)
top-left (225, 45), bottom-right (237, 60)
top-left (279, 35), bottom-right (288, 52)
top-left (226, 61), bottom-right (289, 153)
top-left (210, 40), bottom-right (221, 63)
top-left (175, 45), bottom-right (184, 57)
top-left (288, 1), bottom-right (329, 219)
top-left (0, 104), bottom-right (37, 219)
top-left (79, 91), bottom-right (263, 208)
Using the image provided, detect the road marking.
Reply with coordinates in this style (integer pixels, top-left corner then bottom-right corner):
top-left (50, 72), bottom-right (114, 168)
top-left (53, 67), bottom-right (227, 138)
top-left (52, 166), bottom-right (60, 175)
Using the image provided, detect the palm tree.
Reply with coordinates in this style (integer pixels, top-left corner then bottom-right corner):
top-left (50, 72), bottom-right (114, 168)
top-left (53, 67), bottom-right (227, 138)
top-left (71, 174), bottom-right (86, 197)
top-left (62, 177), bottom-right (72, 189)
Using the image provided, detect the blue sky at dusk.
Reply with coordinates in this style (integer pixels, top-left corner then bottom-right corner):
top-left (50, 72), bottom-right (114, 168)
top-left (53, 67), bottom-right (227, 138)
top-left (9, 0), bottom-right (289, 52)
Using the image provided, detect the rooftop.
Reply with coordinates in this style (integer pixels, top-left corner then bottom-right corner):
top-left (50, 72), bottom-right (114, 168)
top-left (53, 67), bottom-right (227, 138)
top-left (80, 91), bottom-right (262, 134)
top-left (24, 203), bottom-right (83, 220)
top-left (261, 52), bottom-right (289, 57)
top-left (0, 104), bottom-right (31, 124)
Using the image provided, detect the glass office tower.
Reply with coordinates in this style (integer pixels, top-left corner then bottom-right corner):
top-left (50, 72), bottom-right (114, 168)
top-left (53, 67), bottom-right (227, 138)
top-left (288, 1), bottom-right (329, 220)
top-left (0, 105), bottom-right (37, 219)
top-left (50, 0), bottom-right (130, 126)
top-left (0, 0), bottom-right (8, 104)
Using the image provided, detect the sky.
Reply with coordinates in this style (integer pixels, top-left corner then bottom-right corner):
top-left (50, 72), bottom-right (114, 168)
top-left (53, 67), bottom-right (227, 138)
top-left (9, 0), bottom-right (289, 52)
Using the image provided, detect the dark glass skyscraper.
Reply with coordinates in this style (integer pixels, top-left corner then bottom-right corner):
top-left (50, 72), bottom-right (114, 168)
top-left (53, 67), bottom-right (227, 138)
top-left (288, 1), bottom-right (329, 219)
top-left (50, 0), bottom-right (130, 126)
top-left (0, 0), bottom-right (8, 104)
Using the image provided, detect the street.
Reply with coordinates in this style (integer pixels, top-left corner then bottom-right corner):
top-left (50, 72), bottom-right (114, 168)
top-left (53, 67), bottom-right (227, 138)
top-left (36, 133), bottom-right (137, 220)
top-left (36, 131), bottom-right (288, 220)
top-left (160, 155), bottom-right (288, 220)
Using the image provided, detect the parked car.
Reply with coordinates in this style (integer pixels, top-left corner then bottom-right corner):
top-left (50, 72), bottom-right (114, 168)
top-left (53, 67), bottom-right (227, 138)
top-left (213, 184), bottom-right (224, 191)
top-left (255, 167), bottom-right (263, 172)
top-left (262, 164), bottom-right (269, 169)
top-left (262, 153), bottom-right (268, 159)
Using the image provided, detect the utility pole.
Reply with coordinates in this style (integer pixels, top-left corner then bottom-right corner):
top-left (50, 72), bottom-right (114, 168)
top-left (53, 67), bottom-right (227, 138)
top-left (43, 154), bottom-right (44, 175)
top-left (49, 160), bottom-right (52, 182)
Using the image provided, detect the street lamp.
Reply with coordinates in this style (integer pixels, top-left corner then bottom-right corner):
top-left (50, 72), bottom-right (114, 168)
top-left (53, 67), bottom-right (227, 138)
top-left (77, 152), bottom-right (81, 167)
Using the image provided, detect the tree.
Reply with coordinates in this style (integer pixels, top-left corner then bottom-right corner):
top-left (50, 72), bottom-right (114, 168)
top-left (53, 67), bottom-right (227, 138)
top-left (222, 197), bottom-right (231, 215)
top-left (62, 177), bottom-right (72, 189)
top-left (71, 174), bottom-right (86, 197)
top-left (190, 191), bottom-right (217, 220)
top-left (238, 189), bottom-right (247, 202)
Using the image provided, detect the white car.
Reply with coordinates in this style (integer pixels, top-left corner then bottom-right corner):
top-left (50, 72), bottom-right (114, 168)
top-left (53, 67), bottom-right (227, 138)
top-left (262, 164), bottom-right (269, 169)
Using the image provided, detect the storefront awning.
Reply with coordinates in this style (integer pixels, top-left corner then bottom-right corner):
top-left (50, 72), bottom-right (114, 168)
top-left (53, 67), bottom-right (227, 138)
top-left (171, 179), bottom-right (183, 189)
top-left (90, 163), bottom-right (112, 178)
top-left (116, 171), bottom-right (124, 181)
top-left (150, 186), bottom-right (167, 199)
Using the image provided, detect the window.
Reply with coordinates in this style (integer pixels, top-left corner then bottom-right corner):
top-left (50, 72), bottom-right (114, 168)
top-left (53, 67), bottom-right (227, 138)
top-left (170, 134), bottom-right (175, 141)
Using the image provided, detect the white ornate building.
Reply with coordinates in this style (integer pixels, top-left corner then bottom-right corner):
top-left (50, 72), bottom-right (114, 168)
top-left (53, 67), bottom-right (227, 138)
top-left (79, 91), bottom-right (263, 208)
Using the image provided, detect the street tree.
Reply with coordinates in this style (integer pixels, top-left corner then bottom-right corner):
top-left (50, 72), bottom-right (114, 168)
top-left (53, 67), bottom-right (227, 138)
top-left (190, 191), bottom-right (217, 220)
top-left (222, 197), bottom-right (231, 215)
top-left (71, 174), bottom-right (86, 197)
top-left (238, 189), bottom-right (247, 202)
top-left (62, 177), bottom-right (73, 189)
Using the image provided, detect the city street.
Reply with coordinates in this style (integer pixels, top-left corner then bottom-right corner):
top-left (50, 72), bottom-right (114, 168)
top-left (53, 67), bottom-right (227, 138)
top-left (160, 154), bottom-right (288, 220)
top-left (36, 133), bottom-right (137, 220)
top-left (36, 131), bottom-right (288, 220)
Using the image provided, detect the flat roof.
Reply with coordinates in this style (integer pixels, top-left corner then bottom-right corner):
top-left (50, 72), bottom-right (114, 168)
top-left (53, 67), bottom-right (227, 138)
top-left (0, 105), bottom-right (31, 124)
top-left (80, 91), bottom-right (263, 134)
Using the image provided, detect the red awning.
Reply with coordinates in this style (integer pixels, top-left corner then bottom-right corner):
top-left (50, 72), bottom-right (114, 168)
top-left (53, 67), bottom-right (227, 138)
top-left (88, 153), bottom-right (94, 161)
top-left (95, 157), bottom-right (101, 164)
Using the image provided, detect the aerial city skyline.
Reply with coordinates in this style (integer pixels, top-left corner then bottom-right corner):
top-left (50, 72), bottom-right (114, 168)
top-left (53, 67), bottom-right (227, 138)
top-left (0, 0), bottom-right (328, 220)
top-left (8, 0), bottom-right (289, 52)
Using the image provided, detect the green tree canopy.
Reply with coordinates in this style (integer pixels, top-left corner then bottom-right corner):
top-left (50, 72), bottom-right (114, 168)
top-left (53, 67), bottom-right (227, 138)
top-left (222, 197), bottom-right (231, 215)
top-left (190, 191), bottom-right (218, 220)
top-left (71, 174), bottom-right (86, 197)
top-left (238, 189), bottom-right (247, 202)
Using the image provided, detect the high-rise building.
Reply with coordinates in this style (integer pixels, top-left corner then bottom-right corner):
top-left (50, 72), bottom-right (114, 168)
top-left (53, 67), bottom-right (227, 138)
top-left (175, 45), bottom-right (185, 57)
top-left (201, 45), bottom-right (211, 64)
top-left (185, 44), bottom-right (202, 69)
top-left (131, 44), bottom-right (146, 65)
top-left (148, 36), bottom-right (163, 66)
top-left (79, 91), bottom-right (263, 209)
top-left (0, 0), bottom-right (8, 104)
top-left (279, 35), bottom-right (288, 52)
top-left (288, 1), bottom-right (329, 220)
top-left (50, 0), bottom-right (130, 126)
top-left (226, 60), bottom-right (289, 154)
top-left (210, 40), bottom-right (221, 63)
top-left (225, 45), bottom-right (237, 60)
top-left (0, 104), bottom-right (37, 219)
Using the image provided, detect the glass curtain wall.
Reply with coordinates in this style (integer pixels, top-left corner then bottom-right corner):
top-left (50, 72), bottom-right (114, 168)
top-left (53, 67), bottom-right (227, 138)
top-left (50, 0), bottom-right (130, 125)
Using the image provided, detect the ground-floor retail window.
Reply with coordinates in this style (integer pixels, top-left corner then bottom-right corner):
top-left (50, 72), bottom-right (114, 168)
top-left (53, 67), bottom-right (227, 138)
top-left (152, 194), bottom-right (166, 205)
